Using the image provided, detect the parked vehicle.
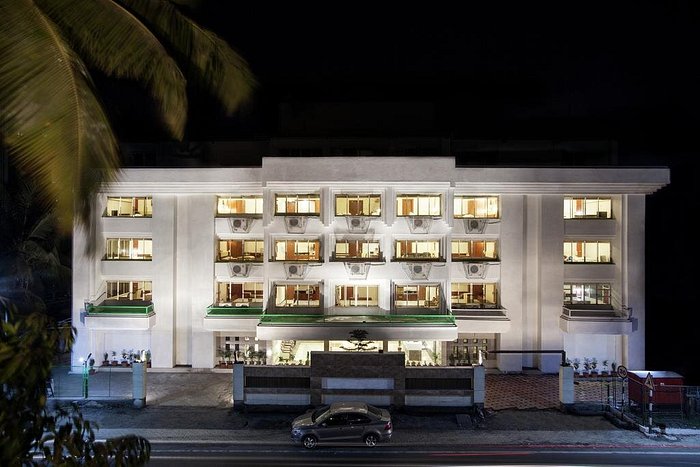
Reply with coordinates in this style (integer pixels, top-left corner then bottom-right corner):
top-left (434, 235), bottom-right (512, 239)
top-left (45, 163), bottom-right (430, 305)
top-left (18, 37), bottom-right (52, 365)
top-left (291, 402), bottom-right (393, 449)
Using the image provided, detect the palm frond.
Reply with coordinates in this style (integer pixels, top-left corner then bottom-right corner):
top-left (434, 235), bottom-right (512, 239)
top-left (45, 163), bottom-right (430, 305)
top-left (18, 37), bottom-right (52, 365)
top-left (120, 0), bottom-right (256, 115)
top-left (0, 0), bottom-right (119, 250)
top-left (35, 0), bottom-right (188, 140)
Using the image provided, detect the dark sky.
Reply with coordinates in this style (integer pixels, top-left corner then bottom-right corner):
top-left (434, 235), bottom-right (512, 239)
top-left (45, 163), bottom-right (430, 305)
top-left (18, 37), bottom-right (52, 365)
top-left (112, 2), bottom-right (700, 380)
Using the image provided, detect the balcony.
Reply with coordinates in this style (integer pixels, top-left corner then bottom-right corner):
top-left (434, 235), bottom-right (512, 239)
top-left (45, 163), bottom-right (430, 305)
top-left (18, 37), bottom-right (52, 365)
top-left (256, 312), bottom-right (457, 341)
top-left (452, 308), bottom-right (511, 333)
top-left (559, 305), bottom-right (632, 335)
top-left (85, 300), bottom-right (156, 330)
top-left (203, 304), bottom-right (264, 332)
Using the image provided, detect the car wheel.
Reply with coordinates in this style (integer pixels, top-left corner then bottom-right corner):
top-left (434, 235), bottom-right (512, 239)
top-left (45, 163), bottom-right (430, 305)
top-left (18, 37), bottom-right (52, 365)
top-left (302, 434), bottom-right (318, 449)
top-left (364, 433), bottom-right (379, 447)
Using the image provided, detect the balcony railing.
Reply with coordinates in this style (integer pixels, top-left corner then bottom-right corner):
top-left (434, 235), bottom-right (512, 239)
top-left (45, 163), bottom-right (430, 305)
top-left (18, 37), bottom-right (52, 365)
top-left (87, 300), bottom-right (153, 315)
top-left (259, 313), bottom-right (456, 326)
top-left (206, 305), bottom-right (264, 317)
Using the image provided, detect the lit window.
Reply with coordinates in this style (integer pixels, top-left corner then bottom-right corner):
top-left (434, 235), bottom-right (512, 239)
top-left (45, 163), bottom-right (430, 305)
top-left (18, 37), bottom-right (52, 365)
top-left (563, 197), bottom-right (612, 219)
top-left (335, 285), bottom-right (379, 307)
top-left (274, 283), bottom-right (321, 307)
top-left (335, 194), bottom-right (381, 216)
top-left (274, 239), bottom-right (321, 261)
top-left (563, 283), bottom-right (612, 305)
top-left (451, 240), bottom-right (498, 261)
top-left (217, 239), bottom-right (264, 262)
top-left (454, 196), bottom-right (499, 219)
top-left (394, 284), bottom-right (441, 309)
top-left (216, 282), bottom-right (263, 307)
top-left (217, 196), bottom-right (263, 216)
top-left (395, 240), bottom-right (442, 260)
top-left (105, 238), bottom-right (152, 260)
top-left (563, 241), bottom-right (612, 263)
top-left (275, 194), bottom-right (321, 215)
top-left (396, 194), bottom-right (441, 216)
top-left (105, 197), bottom-right (152, 217)
top-left (333, 239), bottom-right (381, 260)
top-left (106, 281), bottom-right (152, 301)
top-left (451, 283), bottom-right (499, 309)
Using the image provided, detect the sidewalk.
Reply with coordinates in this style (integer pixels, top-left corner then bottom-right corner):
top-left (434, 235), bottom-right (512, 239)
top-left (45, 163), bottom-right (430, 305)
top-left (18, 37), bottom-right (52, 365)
top-left (48, 369), bottom-right (700, 448)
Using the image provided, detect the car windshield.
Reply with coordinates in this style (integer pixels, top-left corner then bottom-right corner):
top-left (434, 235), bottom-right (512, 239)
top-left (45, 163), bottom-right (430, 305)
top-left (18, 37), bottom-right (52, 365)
top-left (366, 404), bottom-right (382, 417)
top-left (311, 405), bottom-right (330, 422)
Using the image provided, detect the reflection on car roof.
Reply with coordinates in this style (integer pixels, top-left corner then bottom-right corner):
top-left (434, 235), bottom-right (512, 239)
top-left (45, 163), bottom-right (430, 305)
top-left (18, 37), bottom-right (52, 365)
top-left (329, 401), bottom-right (369, 413)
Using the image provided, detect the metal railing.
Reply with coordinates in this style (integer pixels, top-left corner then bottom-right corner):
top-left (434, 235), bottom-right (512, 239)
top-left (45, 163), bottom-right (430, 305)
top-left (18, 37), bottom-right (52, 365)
top-left (46, 365), bottom-right (134, 399)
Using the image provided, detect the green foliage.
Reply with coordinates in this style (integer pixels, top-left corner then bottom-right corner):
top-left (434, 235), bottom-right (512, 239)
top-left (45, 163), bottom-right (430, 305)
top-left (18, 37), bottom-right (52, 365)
top-left (342, 329), bottom-right (377, 352)
top-left (0, 0), bottom-right (254, 249)
top-left (0, 310), bottom-right (150, 465)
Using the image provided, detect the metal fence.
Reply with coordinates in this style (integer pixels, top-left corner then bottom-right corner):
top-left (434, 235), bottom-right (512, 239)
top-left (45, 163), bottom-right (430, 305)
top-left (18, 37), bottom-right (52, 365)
top-left (575, 375), bottom-right (700, 429)
top-left (47, 366), bottom-right (133, 399)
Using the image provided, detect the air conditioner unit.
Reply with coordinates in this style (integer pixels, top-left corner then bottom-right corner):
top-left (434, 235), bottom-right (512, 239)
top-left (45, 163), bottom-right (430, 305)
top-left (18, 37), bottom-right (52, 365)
top-left (284, 216), bottom-right (308, 233)
top-left (402, 262), bottom-right (432, 280)
top-left (407, 216), bottom-right (432, 234)
top-left (228, 217), bottom-right (252, 233)
top-left (465, 218), bottom-right (487, 234)
top-left (228, 263), bottom-right (250, 277)
top-left (284, 263), bottom-right (309, 279)
top-left (344, 262), bottom-right (370, 279)
top-left (346, 216), bottom-right (370, 233)
top-left (464, 262), bottom-right (488, 279)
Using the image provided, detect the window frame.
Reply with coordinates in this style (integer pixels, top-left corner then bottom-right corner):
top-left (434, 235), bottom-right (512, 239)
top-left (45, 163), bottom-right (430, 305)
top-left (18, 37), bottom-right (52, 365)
top-left (396, 194), bottom-right (442, 217)
top-left (332, 239), bottom-right (382, 261)
top-left (273, 283), bottom-right (322, 308)
top-left (451, 239), bottom-right (499, 261)
top-left (215, 281), bottom-right (264, 307)
top-left (274, 193), bottom-right (321, 216)
top-left (451, 282), bottom-right (499, 309)
top-left (104, 196), bottom-right (153, 217)
top-left (216, 195), bottom-right (263, 217)
top-left (563, 240), bottom-right (613, 264)
top-left (394, 239), bottom-right (443, 261)
top-left (335, 285), bottom-right (380, 307)
top-left (217, 239), bottom-right (264, 262)
top-left (104, 238), bottom-right (152, 260)
top-left (273, 239), bottom-right (322, 262)
top-left (563, 197), bottom-right (613, 219)
top-left (334, 193), bottom-right (382, 217)
top-left (453, 196), bottom-right (500, 219)
top-left (106, 280), bottom-right (152, 301)
top-left (393, 284), bottom-right (441, 309)
top-left (563, 282), bottom-right (612, 306)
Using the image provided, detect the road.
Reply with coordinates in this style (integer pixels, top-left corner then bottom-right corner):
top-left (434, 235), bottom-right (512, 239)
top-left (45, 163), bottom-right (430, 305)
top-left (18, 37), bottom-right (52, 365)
top-left (147, 441), bottom-right (700, 466)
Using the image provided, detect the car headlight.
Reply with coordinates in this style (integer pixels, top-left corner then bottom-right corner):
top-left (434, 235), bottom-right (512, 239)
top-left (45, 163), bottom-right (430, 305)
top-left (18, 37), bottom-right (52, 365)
top-left (292, 429), bottom-right (302, 436)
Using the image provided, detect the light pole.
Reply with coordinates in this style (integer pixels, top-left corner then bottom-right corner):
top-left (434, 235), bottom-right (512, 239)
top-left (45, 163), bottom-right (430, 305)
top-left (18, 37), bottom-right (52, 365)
top-left (80, 353), bottom-right (92, 398)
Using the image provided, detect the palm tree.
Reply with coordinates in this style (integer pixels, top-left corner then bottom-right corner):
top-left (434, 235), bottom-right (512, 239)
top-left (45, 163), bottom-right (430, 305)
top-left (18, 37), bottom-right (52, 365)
top-left (0, 0), bottom-right (255, 253)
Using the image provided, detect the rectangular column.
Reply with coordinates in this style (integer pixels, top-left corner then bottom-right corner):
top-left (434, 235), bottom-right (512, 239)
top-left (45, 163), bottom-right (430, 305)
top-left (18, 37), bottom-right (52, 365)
top-left (151, 195), bottom-right (177, 368)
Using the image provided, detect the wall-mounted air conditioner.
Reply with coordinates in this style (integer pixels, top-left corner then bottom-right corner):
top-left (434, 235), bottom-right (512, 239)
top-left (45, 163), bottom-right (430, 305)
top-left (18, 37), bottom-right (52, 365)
top-left (402, 262), bottom-right (432, 280)
top-left (464, 262), bottom-right (488, 279)
top-left (344, 262), bottom-right (370, 279)
top-left (228, 263), bottom-right (250, 277)
top-left (284, 263), bottom-right (309, 279)
top-left (406, 216), bottom-right (433, 234)
top-left (284, 216), bottom-right (308, 233)
top-left (346, 216), bottom-right (370, 233)
top-left (228, 217), bottom-right (253, 233)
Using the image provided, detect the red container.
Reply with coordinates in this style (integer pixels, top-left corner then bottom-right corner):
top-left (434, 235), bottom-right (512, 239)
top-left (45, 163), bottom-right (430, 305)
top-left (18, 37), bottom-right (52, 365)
top-left (628, 370), bottom-right (684, 405)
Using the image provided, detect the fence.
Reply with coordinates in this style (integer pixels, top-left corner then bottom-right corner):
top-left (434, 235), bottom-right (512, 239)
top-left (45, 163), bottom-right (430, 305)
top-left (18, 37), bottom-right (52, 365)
top-left (47, 366), bottom-right (133, 399)
top-left (574, 375), bottom-right (700, 429)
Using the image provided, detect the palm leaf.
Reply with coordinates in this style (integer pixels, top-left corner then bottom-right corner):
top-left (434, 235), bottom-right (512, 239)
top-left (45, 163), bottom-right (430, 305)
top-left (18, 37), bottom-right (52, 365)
top-left (35, 0), bottom-right (188, 139)
top-left (0, 0), bottom-right (118, 251)
top-left (120, 0), bottom-right (256, 114)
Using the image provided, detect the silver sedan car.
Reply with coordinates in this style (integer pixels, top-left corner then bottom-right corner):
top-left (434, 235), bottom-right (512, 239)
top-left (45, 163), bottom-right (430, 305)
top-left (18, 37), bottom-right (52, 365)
top-left (291, 402), bottom-right (393, 449)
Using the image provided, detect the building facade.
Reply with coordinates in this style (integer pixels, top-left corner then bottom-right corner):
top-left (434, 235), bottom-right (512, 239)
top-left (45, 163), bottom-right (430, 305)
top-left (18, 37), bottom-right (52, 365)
top-left (72, 157), bottom-right (669, 374)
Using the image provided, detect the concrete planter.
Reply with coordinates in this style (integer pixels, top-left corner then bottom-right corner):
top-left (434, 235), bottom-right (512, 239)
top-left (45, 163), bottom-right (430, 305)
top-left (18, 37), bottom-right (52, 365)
top-left (132, 362), bottom-right (147, 408)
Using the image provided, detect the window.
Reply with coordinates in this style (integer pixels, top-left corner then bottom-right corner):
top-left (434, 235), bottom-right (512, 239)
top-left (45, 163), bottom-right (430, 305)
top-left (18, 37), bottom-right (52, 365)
top-left (564, 283), bottom-right (612, 305)
top-left (451, 283), bottom-right (499, 309)
top-left (216, 282), bottom-right (263, 307)
top-left (396, 194), bottom-right (441, 216)
top-left (454, 196), bottom-right (499, 219)
top-left (563, 241), bottom-right (612, 263)
top-left (333, 239), bottom-right (381, 260)
top-left (274, 239), bottom-right (321, 261)
top-left (217, 195), bottom-right (263, 216)
top-left (335, 194), bottom-right (381, 216)
top-left (335, 285), bottom-right (379, 307)
top-left (394, 284), bottom-right (440, 309)
top-left (564, 197), bottom-right (612, 219)
top-left (217, 239), bottom-right (264, 262)
top-left (106, 281), bottom-right (152, 301)
top-left (395, 240), bottom-right (441, 260)
top-left (451, 240), bottom-right (498, 261)
top-left (105, 196), bottom-right (152, 217)
top-left (275, 194), bottom-right (321, 215)
top-left (274, 284), bottom-right (321, 307)
top-left (105, 238), bottom-right (152, 260)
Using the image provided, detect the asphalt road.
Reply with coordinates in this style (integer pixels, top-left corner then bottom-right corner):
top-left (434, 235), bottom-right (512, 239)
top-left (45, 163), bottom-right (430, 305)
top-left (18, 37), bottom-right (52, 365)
top-left (146, 442), bottom-right (700, 466)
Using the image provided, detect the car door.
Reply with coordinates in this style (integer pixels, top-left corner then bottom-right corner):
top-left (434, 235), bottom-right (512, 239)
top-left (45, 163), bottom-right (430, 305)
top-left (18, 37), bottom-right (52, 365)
top-left (317, 413), bottom-right (348, 441)
top-left (345, 412), bottom-right (372, 440)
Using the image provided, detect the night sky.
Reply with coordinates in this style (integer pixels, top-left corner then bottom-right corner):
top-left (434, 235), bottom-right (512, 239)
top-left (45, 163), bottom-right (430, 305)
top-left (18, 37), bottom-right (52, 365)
top-left (109, 2), bottom-right (699, 382)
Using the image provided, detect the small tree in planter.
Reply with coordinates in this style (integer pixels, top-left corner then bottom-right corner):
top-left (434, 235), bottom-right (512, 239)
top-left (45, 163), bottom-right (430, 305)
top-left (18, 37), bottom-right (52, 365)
top-left (572, 358), bottom-right (581, 375)
top-left (590, 358), bottom-right (598, 376)
top-left (102, 352), bottom-right (110, 366)
top-left (602, 359), bottom-right (609, 376)
top-left (111, 351), bottom-right (119, 366)
top-left (341, 329), bottom-right (377, 352)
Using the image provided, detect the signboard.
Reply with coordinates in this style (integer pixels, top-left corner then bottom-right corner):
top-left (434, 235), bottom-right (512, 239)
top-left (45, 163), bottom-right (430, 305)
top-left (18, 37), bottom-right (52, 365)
top-left (616, 365), bottom-right (628, 379)
top-left (644, 372), bottom-right (655, 391)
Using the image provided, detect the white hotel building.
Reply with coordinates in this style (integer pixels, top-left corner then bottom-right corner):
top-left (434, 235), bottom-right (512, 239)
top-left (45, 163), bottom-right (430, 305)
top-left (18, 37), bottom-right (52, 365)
top-left (72, 157), bottom-right (669, 374)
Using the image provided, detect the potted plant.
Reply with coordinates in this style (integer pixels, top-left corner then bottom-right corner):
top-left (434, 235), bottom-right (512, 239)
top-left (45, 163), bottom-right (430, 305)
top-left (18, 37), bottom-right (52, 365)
top-left (102, 352), bottom-right (110, 366)
top-left (583, 357), bottom-right (591, 376)
top-left (601, 359), bottom-right (609, 376)
top-left (611, 361), bottom-right (618, 376)
top-left (590, 358), bottom-right (598, 376)
top-left (572, 358), bottom-right (581, 376)
top-left (145, 350), bottom-right (152, 368)
top-left (121, 349), bottom-right (130, 367)
top-left (223, 348), bottom-right (233, 367)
